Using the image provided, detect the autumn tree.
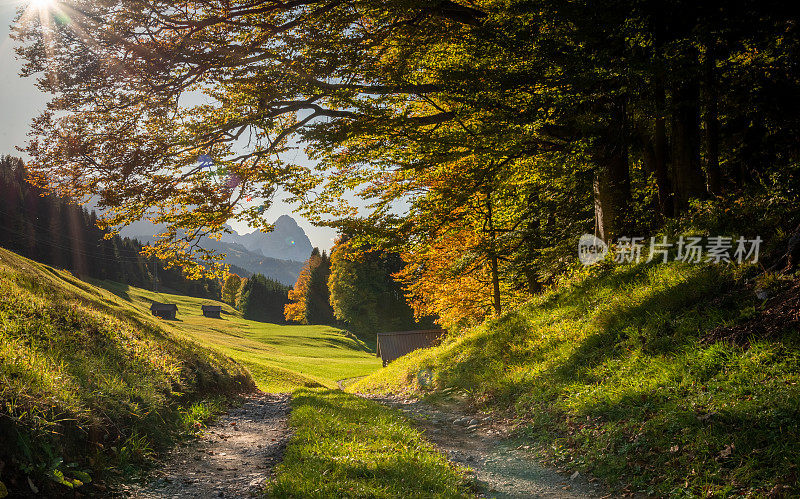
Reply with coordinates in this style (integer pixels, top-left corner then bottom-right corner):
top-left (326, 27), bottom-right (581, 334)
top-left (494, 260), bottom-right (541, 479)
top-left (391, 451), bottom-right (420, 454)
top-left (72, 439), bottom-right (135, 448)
top-left (222, 273), bottom-right (243, 307)
top-left (12, 0), bottom-right (488, 276)
top-left (13, 0), bottom-right (800, 331)
top-left (236, 277), bottom-right (248, 309)
top-left (284, 262), bottom-right (311, 324)
top-left (328, 237), bottom-right (423, 334)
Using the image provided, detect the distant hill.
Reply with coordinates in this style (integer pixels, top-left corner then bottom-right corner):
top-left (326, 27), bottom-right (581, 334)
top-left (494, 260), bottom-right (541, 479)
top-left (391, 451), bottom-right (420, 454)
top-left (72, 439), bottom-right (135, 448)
top-left (221, 215), bottom-right (313, 262)
top-left (132, 234), bottom-right (304, 285)
top-left (196, 237), bottom-right (305, 285)
top-left (119, 214), bottom-right (311, 284)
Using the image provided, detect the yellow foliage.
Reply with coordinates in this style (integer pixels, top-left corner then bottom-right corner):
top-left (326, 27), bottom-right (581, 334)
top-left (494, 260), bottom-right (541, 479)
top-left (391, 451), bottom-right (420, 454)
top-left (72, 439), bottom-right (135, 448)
top-left (396, 229), bottom-right (494, 331)
top-left (284, 253), bottom-right (323, 323)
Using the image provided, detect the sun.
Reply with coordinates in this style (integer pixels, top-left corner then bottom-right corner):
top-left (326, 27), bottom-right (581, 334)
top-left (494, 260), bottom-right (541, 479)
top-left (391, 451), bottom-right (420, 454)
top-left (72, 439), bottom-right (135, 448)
top-left (29, 0), bottom-right (55, 12)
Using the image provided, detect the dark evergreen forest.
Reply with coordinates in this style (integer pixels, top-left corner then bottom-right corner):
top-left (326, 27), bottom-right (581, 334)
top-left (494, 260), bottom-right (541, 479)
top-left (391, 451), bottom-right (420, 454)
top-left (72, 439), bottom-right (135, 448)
top-left (0, 155), bottom-right (220, 299)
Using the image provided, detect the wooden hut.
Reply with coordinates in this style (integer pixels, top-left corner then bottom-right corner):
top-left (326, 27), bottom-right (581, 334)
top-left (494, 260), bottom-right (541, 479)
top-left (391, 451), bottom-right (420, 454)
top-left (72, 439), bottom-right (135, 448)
top-left (150, 302), bottom-right (178, 320)
top-left (201, 305), bottom-right (222, 319)
top-left (376, 329), bottom-right (445, 367)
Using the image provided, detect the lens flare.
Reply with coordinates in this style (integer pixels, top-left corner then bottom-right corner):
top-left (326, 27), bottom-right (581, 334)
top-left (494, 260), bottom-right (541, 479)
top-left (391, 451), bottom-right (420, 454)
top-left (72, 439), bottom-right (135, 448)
top-left (30, 0), bottom-right (55, 11)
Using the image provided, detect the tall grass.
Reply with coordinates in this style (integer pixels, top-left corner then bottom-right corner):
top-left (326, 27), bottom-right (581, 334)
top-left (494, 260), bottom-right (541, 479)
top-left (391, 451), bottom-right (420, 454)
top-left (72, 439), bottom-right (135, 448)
top-left (0, 248), bottom-right (253, 495)
top-left (353, 260), bottom-right (800, 496)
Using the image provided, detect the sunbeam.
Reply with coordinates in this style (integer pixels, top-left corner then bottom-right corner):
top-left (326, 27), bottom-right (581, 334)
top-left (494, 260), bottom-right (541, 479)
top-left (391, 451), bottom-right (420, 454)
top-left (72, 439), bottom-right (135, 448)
top-left (30, 0), bottom-right (52, 8)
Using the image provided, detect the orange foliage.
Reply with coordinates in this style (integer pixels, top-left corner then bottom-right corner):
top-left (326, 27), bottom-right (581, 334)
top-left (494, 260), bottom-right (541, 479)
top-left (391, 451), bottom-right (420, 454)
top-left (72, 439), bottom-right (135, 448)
top-left (395, 229), bottom-right (492, 331)
top-left (285, 262), bottom-right (312, 323)
top-left (284, 253), bottom-right (324, 323)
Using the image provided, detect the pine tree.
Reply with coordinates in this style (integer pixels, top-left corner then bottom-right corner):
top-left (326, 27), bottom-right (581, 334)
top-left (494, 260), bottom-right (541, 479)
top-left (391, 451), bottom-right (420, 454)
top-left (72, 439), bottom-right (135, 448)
top-left (305, 250), bottom-right (335, 325)
top-left (240, 274), bottom-right (291, 323)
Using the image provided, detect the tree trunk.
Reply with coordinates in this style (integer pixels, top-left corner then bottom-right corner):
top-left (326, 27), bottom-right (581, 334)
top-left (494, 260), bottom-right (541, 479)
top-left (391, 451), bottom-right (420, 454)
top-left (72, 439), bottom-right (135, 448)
top-left (650, 74), bottom-right (674, 217)
top-left (648, 17), bottom-right (676, 217)
top-left (703, 40), bottom-right (722, 196)
top-left (739, 115), bottom-right (764, 185)
top-left (593, 100), bottom-right (631, 243)
top-left (641, 141), bottom-right (662, 217)
top-left (486, 193), bottom-right (502, 316)
top-left (670, 72), bottom-right (707, 211)
top-left (521, 193), bottom-right (543, 296)
top-left (490, 252), bottom-right (501, 315)
top-left (525, 267), bottom-right (542, 295)
top-left (593, 172), bottom-right (614, 243)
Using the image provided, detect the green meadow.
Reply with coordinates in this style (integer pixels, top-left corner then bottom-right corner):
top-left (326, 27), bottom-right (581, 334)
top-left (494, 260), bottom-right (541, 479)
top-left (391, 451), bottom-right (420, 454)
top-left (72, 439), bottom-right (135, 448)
top-left (95, 280), bottom-right (382, 392)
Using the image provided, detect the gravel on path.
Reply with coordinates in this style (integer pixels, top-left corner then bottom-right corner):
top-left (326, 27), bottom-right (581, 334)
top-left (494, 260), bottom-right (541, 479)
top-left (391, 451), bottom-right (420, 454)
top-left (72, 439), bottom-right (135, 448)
top-left (362, 394), bottom-right (608, 499)
top-left (119, 392), bottom-right (290, 499)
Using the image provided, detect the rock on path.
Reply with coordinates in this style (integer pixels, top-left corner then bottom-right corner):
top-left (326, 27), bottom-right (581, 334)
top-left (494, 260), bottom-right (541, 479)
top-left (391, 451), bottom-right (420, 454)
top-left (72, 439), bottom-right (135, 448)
top-left (120, 393), bottom-right (290, 498)
top-left (364, 395), bottom-right (606, 499)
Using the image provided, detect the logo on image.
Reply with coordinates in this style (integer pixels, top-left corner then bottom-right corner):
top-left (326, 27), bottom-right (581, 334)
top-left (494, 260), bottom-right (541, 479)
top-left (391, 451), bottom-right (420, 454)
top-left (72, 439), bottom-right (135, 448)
top-left (578, 234), bottom-right (608, 266)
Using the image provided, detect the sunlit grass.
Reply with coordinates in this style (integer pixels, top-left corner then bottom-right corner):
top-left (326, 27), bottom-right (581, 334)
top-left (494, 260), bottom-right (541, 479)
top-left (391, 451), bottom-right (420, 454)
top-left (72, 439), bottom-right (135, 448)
top-left (353, 261), bottom-right (800, 496)
top-left (93, 279), bottom-right (382, 392)
top-left (0, 248), bottom-right (252, 494)
top-left (268, 389), bottom-right (473, 497)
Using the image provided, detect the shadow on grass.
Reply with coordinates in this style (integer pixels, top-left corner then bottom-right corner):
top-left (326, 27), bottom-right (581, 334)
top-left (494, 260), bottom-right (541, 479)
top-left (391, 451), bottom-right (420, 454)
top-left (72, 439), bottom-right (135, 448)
top-left (413, 260), bottom-right (800, 493)
top-left (285, 334), bottom-right (373, 353)
top-left (545, 265), bottom-right (742, 385)
top-left (320, 335), bottom-right (373, 352)
top-left (342, 329), bottom-right (378, 352)
top-left (270, 389), bottom-right (470, 497)
top-left (102, 282), bottom-right (133, 302)
top-left (422, 262), bottom-right (755, 409)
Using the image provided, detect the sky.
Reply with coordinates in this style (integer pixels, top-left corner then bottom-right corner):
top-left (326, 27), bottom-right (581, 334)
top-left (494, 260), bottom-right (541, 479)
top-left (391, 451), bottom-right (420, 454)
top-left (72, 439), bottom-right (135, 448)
top-left (0, 1), bottom-right (338, 252)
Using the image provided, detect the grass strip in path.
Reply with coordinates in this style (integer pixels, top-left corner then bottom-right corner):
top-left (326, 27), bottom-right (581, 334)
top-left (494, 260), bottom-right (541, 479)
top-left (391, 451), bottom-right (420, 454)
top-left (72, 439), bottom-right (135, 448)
top-left (267, 389), bottom-right (474, 498)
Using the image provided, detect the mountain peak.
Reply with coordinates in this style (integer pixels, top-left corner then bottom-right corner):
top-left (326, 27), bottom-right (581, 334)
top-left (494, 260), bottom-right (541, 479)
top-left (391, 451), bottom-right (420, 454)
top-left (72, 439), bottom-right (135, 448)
top-left (225, 215), bottom-right (313, 262)
top-left (122, 216), bottom-right (313, 263)
top-left (274, 214), bottom-right (299, 227)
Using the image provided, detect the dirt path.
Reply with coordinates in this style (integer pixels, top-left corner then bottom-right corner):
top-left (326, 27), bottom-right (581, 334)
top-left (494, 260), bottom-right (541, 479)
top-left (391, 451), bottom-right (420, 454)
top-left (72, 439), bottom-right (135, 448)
top-left (118, 393), bottom-right (290, 498)
top-left (113, 388), bottom-right (604, 498)
top-left (364, 395), bottom-right (607, 499)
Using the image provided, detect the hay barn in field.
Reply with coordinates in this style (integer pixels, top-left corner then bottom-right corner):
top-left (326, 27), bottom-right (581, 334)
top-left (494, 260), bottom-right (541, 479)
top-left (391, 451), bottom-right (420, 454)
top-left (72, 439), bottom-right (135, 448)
top-left (201, 305), bottom-right (222, 318)
top-left (150, 302), bottom-right (178, 320)
top-left (376, 329), bottom-right (445, 367)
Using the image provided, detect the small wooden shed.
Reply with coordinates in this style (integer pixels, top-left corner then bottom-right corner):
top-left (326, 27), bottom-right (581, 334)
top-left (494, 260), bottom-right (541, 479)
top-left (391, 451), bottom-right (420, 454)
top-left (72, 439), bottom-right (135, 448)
top-left (201, 305), bottom-right (222, 319)
top-left (376, 329), bottom-right (445, 367)
top-left (150, 302), bottom-right (178, 320)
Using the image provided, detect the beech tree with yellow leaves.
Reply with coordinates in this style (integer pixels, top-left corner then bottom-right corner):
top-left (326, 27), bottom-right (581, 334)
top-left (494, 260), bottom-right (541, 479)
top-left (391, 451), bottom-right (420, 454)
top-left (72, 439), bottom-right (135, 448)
top-left (13, 0), bottom-right (800, 330)
top-left (285, 248), bottom-right (335, 325)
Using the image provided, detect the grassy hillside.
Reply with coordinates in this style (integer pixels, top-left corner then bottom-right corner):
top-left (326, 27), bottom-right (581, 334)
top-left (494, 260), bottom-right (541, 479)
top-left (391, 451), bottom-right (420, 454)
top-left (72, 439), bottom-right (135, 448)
top-left (95, 280), bottom-right (382, 392)
top-left (352, 260), bottom-right (800, 496)
top-left (0, 248), bottom-right (253, 496)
